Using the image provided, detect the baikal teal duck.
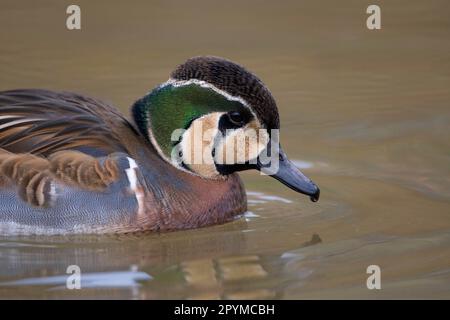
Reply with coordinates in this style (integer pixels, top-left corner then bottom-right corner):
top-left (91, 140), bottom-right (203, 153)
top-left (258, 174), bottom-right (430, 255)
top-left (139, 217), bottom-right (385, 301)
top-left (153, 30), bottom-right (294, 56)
top-left (0, 56), bottom-right (319, 235)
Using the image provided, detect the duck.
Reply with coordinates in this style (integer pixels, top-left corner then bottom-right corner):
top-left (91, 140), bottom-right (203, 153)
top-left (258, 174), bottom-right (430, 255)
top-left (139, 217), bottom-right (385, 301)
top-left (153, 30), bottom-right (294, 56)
top-left (0, 56), bottom-right (320, 235)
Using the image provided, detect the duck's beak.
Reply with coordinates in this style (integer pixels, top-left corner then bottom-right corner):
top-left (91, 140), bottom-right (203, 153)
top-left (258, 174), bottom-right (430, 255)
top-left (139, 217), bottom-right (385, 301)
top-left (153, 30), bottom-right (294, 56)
top-left (256, 146), bottom-right (320, 202)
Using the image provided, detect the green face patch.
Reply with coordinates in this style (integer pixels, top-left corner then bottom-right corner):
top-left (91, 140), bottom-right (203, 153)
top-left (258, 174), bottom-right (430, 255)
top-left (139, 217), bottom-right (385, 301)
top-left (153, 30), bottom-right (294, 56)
top-left (136, 83), bottom-right (249, 158)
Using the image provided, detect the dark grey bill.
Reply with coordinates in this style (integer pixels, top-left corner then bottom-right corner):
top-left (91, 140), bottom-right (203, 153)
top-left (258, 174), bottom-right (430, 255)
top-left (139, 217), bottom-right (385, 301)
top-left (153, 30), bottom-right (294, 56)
top-left (257, 147), bottom-right (320, 202)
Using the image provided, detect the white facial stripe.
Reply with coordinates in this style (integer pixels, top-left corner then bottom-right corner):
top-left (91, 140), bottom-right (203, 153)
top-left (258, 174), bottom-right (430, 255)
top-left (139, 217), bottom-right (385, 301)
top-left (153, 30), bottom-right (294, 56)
top-left (125, 157), bottom-right (145, 217)
top-left (161, 78), bottom-right (250, 108)
top-left (147, 126), bottom-right (168, 167)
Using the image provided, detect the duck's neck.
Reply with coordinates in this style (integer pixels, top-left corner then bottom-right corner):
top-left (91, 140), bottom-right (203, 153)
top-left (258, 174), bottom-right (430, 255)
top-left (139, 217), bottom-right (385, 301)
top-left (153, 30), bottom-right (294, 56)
top-left (125, 144), bottom-right (247, 231)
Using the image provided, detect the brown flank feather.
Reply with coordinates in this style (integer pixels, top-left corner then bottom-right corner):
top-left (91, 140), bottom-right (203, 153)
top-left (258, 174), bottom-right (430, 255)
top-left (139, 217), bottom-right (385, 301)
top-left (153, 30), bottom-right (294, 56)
top-left (0, 149), bottom-right (120, 207)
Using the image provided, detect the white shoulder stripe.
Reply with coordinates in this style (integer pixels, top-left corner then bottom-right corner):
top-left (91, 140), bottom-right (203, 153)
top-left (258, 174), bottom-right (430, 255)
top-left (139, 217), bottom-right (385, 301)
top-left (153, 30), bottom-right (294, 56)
top-left (125, 157), bottom-right (145, 217)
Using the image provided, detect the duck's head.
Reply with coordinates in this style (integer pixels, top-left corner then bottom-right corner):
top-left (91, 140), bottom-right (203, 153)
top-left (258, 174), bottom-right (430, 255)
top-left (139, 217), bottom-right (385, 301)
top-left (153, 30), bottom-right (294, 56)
top-left (132, 56), bottom-right (320, 202)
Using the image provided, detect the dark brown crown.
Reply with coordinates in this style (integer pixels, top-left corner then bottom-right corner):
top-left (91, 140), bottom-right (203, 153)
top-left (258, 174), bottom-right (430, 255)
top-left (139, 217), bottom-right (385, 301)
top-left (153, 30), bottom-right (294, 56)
top-left (170, 56), bottom-right (280, 129)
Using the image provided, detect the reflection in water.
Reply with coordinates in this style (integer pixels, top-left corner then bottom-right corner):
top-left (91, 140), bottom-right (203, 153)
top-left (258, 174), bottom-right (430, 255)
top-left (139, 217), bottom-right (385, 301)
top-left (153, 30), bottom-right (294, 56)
top-left (247, 191), bottom-right (293, 204)
top-left (181, 255), bottom-right (272, 299)
top-left (179, 233), bottom-right (323, 299)
top-left (0, 231), bottom-right (323, 299)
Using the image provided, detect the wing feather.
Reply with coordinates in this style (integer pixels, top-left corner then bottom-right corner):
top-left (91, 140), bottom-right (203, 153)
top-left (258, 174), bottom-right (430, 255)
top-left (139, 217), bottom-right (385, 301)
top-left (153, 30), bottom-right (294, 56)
top-left (0, 89), bottom-right (133, 157)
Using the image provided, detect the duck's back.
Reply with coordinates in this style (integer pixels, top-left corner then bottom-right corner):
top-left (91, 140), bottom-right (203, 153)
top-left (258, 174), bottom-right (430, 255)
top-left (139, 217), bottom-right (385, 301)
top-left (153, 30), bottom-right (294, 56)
top-left (0, 89), bottom-right (133, 157)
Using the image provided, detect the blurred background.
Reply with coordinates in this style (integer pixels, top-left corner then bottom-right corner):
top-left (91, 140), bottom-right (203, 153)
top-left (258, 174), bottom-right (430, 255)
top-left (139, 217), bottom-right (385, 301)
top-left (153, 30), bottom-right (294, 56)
top-left (0, 0), bottom-right (449, 299)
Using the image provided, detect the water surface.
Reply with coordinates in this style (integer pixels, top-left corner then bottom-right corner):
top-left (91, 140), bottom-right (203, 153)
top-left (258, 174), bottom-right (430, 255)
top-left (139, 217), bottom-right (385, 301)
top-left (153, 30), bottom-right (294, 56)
top-left (0, 0), bottom-right (450, 299)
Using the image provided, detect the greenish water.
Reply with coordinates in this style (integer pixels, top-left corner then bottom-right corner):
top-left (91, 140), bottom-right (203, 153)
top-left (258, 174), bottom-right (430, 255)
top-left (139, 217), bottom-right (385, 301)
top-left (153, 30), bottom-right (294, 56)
top-left (0, 0), bottom-right (450, 299)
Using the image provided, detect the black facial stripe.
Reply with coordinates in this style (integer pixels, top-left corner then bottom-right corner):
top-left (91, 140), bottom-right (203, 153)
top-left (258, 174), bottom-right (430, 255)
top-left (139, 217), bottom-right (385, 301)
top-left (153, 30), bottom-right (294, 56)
top-left (215, 162), bottom-right (258, 175)
top-left (180, 161), bottom-right (191, 172)
top-left (218, 114), bottom-right (239, 133)
top-left (218, 110), bottom-right (253, 134)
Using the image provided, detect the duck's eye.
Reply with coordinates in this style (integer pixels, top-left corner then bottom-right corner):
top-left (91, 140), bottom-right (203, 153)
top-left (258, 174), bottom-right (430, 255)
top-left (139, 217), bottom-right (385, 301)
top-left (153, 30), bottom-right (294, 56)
top-left (228, 111), bottom-right (244, 125)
